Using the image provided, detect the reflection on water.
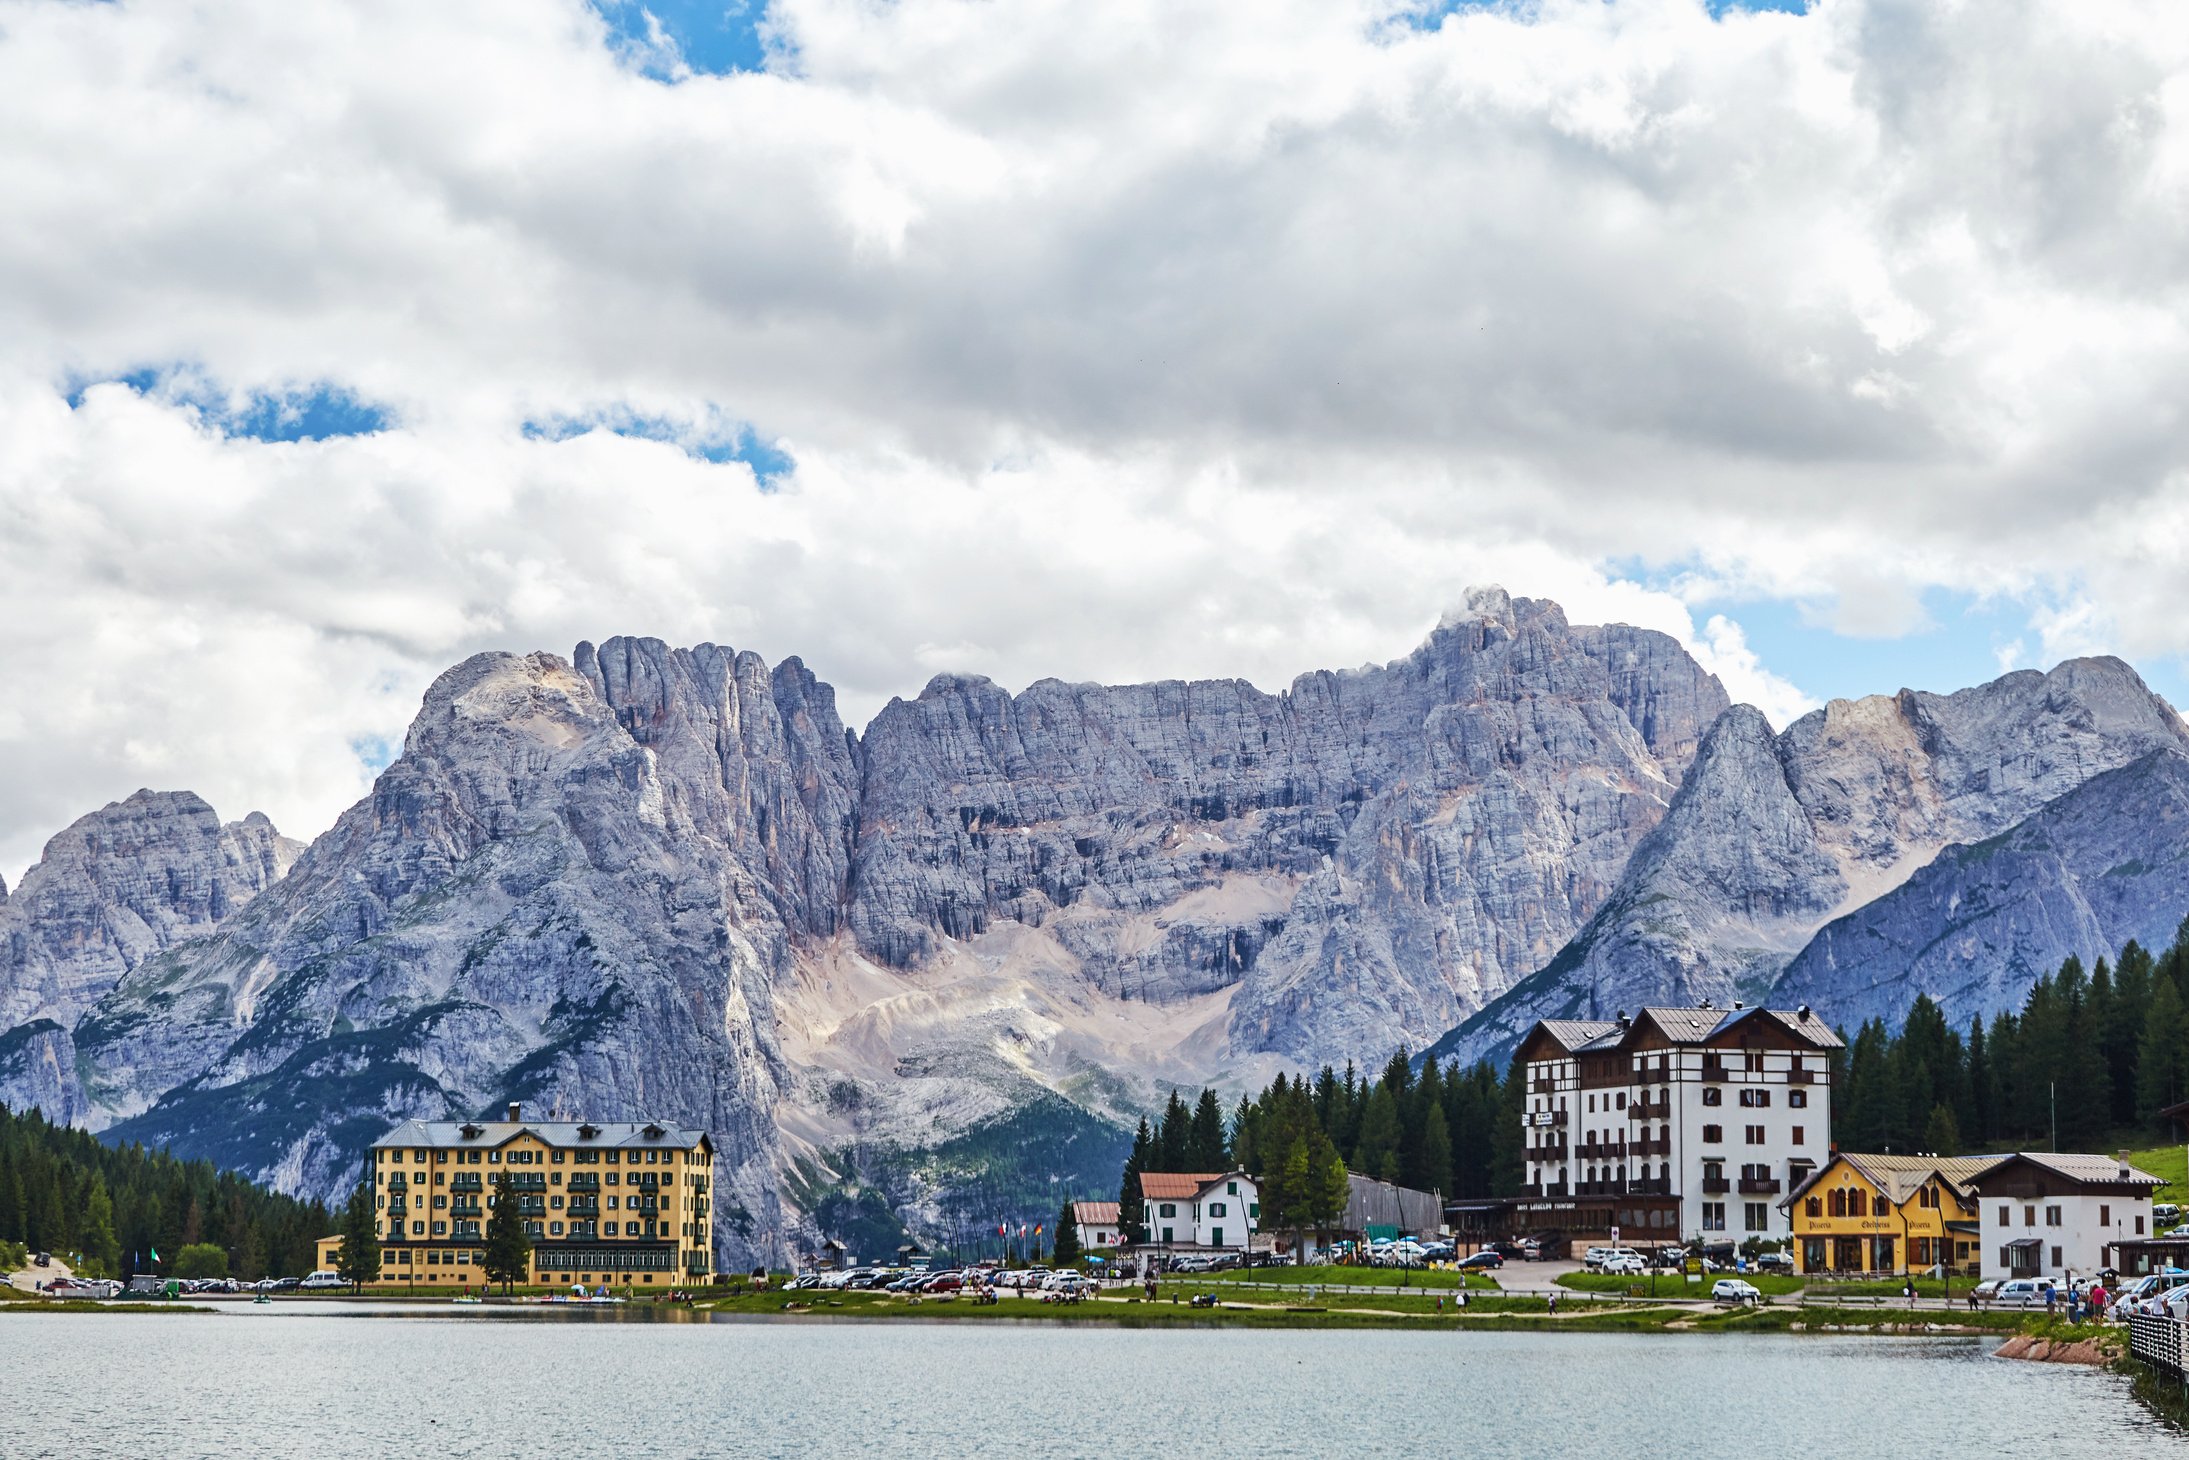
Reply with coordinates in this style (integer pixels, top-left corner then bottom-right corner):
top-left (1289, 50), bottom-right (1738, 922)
top-left (0, 1309), bottom-right (2175, 1458)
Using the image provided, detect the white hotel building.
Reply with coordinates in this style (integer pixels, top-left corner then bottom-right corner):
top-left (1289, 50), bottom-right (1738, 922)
top-left (1513, 1004), bottom-right (1841, 1247)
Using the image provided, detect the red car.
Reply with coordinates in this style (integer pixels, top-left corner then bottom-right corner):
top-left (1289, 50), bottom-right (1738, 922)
top-left (919, 1272), bottom-right (965, 1293)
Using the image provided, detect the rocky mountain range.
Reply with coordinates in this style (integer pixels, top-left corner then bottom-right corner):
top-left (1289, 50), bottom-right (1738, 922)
top-left (2, 588), bottom-right (2186, 1261)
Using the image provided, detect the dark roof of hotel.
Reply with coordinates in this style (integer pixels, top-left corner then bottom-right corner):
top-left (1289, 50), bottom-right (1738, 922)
top-left (372, 1118), bottom-right (709, 1151)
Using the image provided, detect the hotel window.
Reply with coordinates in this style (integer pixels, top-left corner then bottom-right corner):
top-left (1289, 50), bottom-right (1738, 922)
top-left (2138, 1215), bottom-right (2146, 1234)
top-left (1616, 1093), bottom-right (1627, 1110)
top-left (1702, 1203), bottom-right (1726, 1231)
top-left (2024, 1206), bottom-right (2037, 1227)
top-left (605, 1222), bottom-right (619, 1235)
top-left (1806, 1197), bottom-right (1823, 1218)
top-left (489, 1152), bottom-right (500, 1164)
top-left (1745, 1203), bottom-right (1768, 1232)
top-left (412, 1221), bottom-right (424, 1235)
top-left (1997, 1206), bottom-right (2009, 1227)
top-left (2045, 1206), bottom-right (2062, 1227)
top-left (1789, 1090), bottom-right (1807, 1109)
top-left (1791, 1127), bottom-right (1805, 1146)
top-left (1703, 1125), bottom-right (1722, 1144)
top-left (1160, 1203), bottom-right (1176, 1218)
top-left (2051, 1246), bottom-right (2063, 1268)
top-left (1228, 1182), bottom-right (1238, 1195)
top-left (1209, 1203), bottom-right (1226, 1218)
top-left (551, 1223), bottom-right (564, 1236)
top-left (1739, 1089), bottom-right (1770, 1108)
top-left (1702, 1087), bottom-right (1722, 1107)
top-left (1744, 1125), bottom-right (1765, 1145)
top-left (2100, 1205), bottom-right (2110, 1226)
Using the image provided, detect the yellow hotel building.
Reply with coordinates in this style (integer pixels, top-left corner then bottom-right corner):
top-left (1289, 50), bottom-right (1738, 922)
top-left (321, 1104), bottom-right (715, 1289)
top-left (1782, 1153), bottom-right (1992, 1277)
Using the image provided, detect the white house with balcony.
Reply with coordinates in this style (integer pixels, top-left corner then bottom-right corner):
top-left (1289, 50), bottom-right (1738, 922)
top-left (1072, 1200), bottom-right (1122, 1253)
top-left (1137, 1171), bottom-right (1259, 1251)
top-left (1970, 1152), bottom-right (2161, 1282)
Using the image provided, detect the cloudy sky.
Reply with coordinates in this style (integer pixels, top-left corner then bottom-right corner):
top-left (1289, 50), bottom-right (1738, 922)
top-left (3, 0), bottom-right (2188, 881)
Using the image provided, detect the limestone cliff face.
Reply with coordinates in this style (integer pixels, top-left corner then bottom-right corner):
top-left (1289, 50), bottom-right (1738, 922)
top-left (0, 790), bottom-right (297, 1032)
top-left (1772, 749), bottom-right (2189, 1030)
top-left (67, 647), bottom-right (853, 1264)
top-left (1433, 656), bottom-right (2189, 1064)
top-left (849, 589), bottom-right (1728, 1066)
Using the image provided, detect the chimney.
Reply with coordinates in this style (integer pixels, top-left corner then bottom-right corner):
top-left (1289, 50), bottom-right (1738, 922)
top-left (507, 1101), bottom-right (522, 1123)
top-left (2119, 1149), bottom-right (2131, 1179)
top-left (1732, 1000), bottom-right (1745, 1011)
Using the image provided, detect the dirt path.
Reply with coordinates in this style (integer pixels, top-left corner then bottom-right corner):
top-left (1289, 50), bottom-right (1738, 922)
top-left (6, 1256), bottom-right (73, 1293)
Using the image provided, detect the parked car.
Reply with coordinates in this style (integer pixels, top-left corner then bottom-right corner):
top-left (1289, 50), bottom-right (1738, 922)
top-left (1587, 1247), bottom-right (1644, 1273)
top-left (1712, 1278), bottom-right (1761, 1304)
top-left (1989, 1279), bottom-right (2049, 1309)
top-left (1601, 1254), bottom-right (1646, 1276)
top-left (919, 1272), bottom-right (965, 1294)
top-left (1456, 1251), bottom-right (1503, 1270)
top-left (1754, 1251), bottom-right (1795, 1274)
top-left (299, 1271), bottom-right (347, 1291)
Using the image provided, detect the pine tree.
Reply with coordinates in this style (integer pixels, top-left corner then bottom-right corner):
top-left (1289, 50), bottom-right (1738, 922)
top-left (1051, 1199), bottom-right (1082, 1268)
top-left (1353, 1086), bottom-right (1401, 1183)
top-left (1116, 1119), bottom-right (1152, 1245)
top-left (79, 1176), bottom-right (120, 1276)
top-left (1187, 1089), bottom-right (1228, 1170)
top-left (1489, 1060), bottom-right (1526, 1197)
top-left (1229, 1093), bottom-right (1257, 1175)
top-left (336, 1182), bottom-right (381, 1292)
top-left (1921, 1102), bottom-right (1962, 1158)
top-left (1157, 1091), bottom-right (1191, 1171)
top-left (483, 1172), bottom-right (529, 1292)
top-left (2137, 977), bottom-right (2188, 1130)
top-left (1420, 1101), bottom-right (1454, 1197)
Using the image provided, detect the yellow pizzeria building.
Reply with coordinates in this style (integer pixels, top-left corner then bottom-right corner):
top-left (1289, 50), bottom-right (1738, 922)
top-left (1783, 1152), bottom-right (1994, 1277)
top-left (322, 1104), bottom-right (716, 1290)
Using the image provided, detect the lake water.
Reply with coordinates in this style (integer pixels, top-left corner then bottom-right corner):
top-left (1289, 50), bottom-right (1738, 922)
top-left (2, 1305), bottom-right (2176, 1457)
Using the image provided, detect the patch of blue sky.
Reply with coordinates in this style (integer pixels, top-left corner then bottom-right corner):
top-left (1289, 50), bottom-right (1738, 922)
top-left (1608, 565), bottom-right (2189, 714)
top-left (64, 367), bottom-right (390, 442)
top-left (523, 408), bottom-right (794, 485)
top-left (591, 1), bottom-right (769, 79)
top-left (1400, 0), bottom-right (1807, 27)
top-left (349, 735), bottom-right (401, 777)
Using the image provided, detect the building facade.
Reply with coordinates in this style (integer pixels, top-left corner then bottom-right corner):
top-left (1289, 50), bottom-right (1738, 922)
top-left (338, 1105), bottom-right (715, 1288)
top-left (1783, 1154), bottom-right (1992, 1276)
top-left (1137, 1172), bottom-right (1260, 1251)
top-left (1969, 1153), bottom-right (2160, 1282)
top-left (1072, 1201), bottom-right (1122, 1254)
top-left (1514, 1004), bottom-right (1840, 1247)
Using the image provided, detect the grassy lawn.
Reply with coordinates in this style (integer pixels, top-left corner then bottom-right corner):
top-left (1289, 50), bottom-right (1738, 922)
top-left (1201, 1264), bottom-right (1498, 1291)
top-left (1807, 1277), bottom-right (1959, 1299)
top-left (1556, 1270), bottom-right (1803, 1297)
top-left (2127, 1143), bottom-right (2185, 1201)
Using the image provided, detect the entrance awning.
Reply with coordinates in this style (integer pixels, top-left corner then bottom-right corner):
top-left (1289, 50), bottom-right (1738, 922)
top-left (2005, 1238), bottom-right (2041, 1250)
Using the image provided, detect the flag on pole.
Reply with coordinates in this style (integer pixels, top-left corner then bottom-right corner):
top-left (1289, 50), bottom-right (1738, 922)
top-left (149, 1246), bottom-right (160, 1263)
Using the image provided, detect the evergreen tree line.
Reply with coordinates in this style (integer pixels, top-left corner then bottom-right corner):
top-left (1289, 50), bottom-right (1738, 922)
top-left (0, 1103), bottom-right (331, 1279)
top-left (1837, 923), bottom-right (2189, 1157)
top-left (1114, 1052), bottom-right (1521, 1244)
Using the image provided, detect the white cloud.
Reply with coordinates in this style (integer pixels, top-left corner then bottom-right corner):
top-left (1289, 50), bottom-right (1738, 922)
top-left (1691, 615), bottom-right (1820, 732)
top-left (3, 0), bottom-right (2189, 874)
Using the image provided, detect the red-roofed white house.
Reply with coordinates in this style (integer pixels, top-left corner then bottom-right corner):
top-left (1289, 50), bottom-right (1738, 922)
top-left (1137, 1171), bottom-right (1260, 1251)
top-left (1072, 1200), bottom-right (1122, 1253)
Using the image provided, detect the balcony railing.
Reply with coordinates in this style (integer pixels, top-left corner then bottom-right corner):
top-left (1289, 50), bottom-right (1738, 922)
top-left (1738, 1177), bottom-right (1782, 1195)
top-left (1633, 1099), bottom-right (1669, 1121)
top-left (1626, 1178), bottom-right (1671, 1196)
top-left (1700, 1067), bottom-right (1727, 1083)
top-left (1787, 1069), bottom-right (1814, 1084)
top-left (1578, 1143), bottom-right (1628, 1160)
top-left (1521, 1183), bottom-right (1543, 1198)
top-left (1532, 1078), bottom-right (1554, 1094)
top-left (1701, 1177), bottom-right (1731, 1194)
top-left (1633, 1137), bottom-right (1669, 1157)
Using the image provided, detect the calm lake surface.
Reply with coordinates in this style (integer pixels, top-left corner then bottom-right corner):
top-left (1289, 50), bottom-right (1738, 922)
top-left (2, 1305), bottom-right (2176, 1458)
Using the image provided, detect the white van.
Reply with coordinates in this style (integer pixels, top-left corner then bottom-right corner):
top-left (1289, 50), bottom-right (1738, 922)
top-left (299, 1271), bottom-right (348, 1291)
